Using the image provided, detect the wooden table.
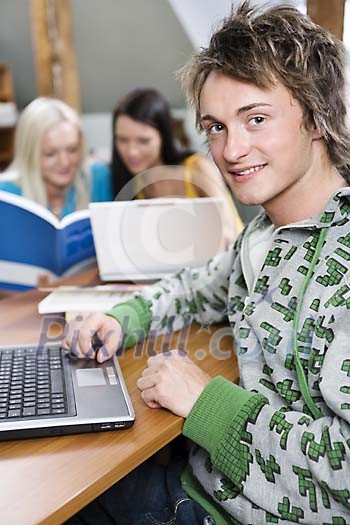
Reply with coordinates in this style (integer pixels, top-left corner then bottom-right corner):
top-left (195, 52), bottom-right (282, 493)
top-left (0, 269), bottom-right (238, 525)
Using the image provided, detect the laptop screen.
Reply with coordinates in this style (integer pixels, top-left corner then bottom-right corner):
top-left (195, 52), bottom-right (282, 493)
top-left (89, 197), bottom-right (226, 282)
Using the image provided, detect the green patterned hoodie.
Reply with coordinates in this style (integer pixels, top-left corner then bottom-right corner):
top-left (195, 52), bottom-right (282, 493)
top-left (107, 188), bottom-right (350, 524)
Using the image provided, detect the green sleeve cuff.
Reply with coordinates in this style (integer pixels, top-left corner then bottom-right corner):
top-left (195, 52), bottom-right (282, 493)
top-left (183, 376), bottom-right (257, 457)
top-left (105, 296), bottom-right (152, 348)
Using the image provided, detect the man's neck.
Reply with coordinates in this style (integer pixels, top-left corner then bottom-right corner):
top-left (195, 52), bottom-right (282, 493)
top-left (264, 153), bottom-right (347, 227)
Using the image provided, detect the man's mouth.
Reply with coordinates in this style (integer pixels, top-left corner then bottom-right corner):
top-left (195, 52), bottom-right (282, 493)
top-left (230, 164), bottom-right (267, 176)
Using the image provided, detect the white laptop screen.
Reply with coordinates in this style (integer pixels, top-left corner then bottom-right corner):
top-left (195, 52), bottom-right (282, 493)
top-left (89, 197), bottom-right (226, 282)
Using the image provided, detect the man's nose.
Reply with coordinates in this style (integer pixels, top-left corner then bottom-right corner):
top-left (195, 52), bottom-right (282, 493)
top-left (223, 129), bottom-right (250, 163)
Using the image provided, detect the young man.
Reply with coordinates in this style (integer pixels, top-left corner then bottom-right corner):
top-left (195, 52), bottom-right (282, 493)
top-left (64, 2), bottom-right (350, 524)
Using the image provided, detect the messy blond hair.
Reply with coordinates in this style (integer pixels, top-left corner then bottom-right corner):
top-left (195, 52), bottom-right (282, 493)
top-left (182, 1), bottom-right (350, 174)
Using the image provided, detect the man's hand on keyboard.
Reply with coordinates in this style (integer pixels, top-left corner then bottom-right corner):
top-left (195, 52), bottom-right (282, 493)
top-left (62, 312), bottom-right (122, 363)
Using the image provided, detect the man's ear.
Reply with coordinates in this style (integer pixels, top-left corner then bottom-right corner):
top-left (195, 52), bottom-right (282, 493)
top-left (312, 126), bottom-right (324, 140)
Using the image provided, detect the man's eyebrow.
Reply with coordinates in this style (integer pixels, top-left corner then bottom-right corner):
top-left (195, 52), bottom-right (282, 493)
top-left (200, 103), bottom-right (272, 122)
top-left (237, 102), bottom-right (272, 114)
top-left (200, 114), bottom-right (218, 123)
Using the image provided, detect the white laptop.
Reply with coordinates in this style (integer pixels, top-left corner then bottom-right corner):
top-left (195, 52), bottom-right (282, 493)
top-left (89, 197), bottom-right (226, 282)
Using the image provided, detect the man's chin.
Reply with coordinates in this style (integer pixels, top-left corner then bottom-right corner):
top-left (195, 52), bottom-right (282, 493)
top-left (224, 182), bottom-right (263, 207)
top-left (232, 193), bottom-right (264, 207)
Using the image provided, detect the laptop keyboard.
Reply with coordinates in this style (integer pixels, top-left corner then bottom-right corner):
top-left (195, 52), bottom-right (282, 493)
top-left (0, 346), bottom-right (70, 419)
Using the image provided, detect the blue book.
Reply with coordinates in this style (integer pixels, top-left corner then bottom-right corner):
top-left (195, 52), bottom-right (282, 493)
top-left (0, 190), bottom-right (96, 292)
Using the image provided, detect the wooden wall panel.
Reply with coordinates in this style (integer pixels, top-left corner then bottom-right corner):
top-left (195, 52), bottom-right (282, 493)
top-left (30, 0), bottom-right (80, 110)
top-left (307, 0), bottom-right (345, 40)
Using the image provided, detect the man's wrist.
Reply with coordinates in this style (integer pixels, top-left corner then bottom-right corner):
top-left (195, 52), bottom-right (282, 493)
top-left (183, 376), bottom-right (259, 456)
top-left (105, 296), bottom-right (152, 349)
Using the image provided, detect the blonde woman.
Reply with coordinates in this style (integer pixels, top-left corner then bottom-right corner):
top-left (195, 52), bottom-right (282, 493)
top-left (0, 97), bottom-right (109, 218)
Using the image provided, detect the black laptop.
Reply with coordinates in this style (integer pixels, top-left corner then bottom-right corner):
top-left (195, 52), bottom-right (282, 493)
top-left (0, 343), bottom-right (135, 440)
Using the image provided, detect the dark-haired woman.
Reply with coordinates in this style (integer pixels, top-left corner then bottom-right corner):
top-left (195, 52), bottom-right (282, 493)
top-left (92, 88), bottom-right (243, 245)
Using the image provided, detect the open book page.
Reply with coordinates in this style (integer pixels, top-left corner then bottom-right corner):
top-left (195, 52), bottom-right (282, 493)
top-left (38, 284), bottom-right (144, 314)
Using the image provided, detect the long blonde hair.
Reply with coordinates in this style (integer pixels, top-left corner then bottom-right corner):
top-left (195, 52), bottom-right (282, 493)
top-left (6, 97), bottom-right (89, 209)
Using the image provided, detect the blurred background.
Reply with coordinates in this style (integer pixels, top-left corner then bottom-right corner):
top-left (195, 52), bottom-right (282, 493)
top-left (0, 0), bottom-right (347, 222)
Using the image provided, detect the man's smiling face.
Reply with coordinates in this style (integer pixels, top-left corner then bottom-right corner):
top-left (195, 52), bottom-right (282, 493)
top-left (199, 72), bottom-right (322, 212)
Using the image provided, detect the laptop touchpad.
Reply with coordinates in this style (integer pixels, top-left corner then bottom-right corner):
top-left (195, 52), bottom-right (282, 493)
top-left (76, 369), bottom-right (106, 387)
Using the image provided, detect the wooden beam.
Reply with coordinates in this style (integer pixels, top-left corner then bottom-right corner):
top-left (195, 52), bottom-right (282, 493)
top-left (307, 0), bottom-right (345, 40)
top-left (30, 0), bottom-right (80, 111)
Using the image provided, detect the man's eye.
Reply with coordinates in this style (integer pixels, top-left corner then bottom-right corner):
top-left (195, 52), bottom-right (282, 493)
top-left (250, 116), bottom-right (265, 126)
top-left (208, 124), bottom-right (224, 135)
